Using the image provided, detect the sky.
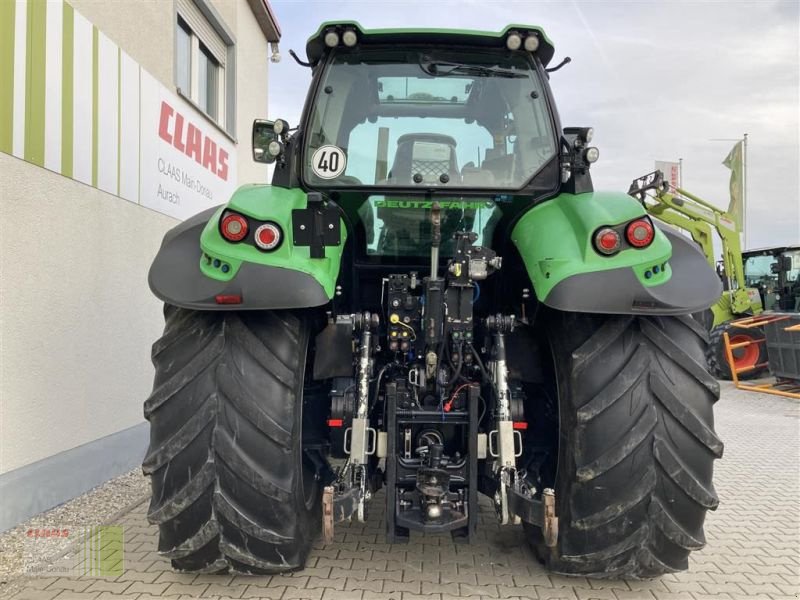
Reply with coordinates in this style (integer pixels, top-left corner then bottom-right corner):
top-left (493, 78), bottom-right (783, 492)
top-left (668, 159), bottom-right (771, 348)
top-left (266, 0), bottom-right (800, 249)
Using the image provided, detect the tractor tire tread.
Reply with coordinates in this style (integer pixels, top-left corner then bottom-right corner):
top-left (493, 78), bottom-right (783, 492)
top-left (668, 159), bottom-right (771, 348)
top-left (539, 313), bottom-right (722, 579)
top-left (143, 306), bottom-right (317, 574)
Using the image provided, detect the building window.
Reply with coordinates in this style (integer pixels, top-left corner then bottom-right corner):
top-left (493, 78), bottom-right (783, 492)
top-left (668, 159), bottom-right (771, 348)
top-left (198, 44), bottom-right (219, 121)
top-left (175, 0), bottom-right (235, 136)
top-left (176, 18), bottom-right (192, 95)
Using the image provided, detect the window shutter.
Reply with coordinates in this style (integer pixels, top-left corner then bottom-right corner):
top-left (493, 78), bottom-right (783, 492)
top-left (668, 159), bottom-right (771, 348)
top-left (177, 0), bottom-right (226, 67)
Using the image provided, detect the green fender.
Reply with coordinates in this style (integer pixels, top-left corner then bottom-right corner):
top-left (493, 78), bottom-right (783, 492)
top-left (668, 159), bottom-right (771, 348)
top-left (511, 191), bottom-right (722, 315)
top-left (148, 185), bottom-right (346, 310)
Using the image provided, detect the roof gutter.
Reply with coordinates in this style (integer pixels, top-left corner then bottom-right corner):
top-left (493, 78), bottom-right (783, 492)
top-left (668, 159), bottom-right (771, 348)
top-left (246, 0), bottom-right (281, 42)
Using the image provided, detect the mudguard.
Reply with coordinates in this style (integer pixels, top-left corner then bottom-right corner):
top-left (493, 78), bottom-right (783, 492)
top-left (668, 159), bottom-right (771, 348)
top-left (512, 191), bottom-right (722, 315)
top-left (148, 185), bottom-right (346, 310)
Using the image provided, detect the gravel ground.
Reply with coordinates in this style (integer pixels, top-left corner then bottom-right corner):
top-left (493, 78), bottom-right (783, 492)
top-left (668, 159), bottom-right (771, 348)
top-left (0, 469), bottom-right (149, 598)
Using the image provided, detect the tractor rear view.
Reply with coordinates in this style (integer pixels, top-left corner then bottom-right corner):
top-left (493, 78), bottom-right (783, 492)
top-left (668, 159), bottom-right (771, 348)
top-left (143, 23), bottom-right (724, 579)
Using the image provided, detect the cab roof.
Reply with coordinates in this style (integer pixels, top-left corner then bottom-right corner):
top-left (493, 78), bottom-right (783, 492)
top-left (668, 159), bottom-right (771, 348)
top-left (305, 21), bottom-right (556, 67)
top-left (743, 245), bottom-right (800, 256)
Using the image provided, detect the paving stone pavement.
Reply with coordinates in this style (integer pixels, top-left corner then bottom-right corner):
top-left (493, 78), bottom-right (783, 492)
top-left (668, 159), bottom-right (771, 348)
top-left (6, 383), bottom-right (799, 600)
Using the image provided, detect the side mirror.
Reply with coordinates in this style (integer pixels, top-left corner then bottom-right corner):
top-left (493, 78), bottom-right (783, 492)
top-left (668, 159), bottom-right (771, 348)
top-left (252, 119), bottom-right (289, 164)
top-left (252, 119), bottom-right (276, 163)
top-left (774, 255), bottom-right (793, 274)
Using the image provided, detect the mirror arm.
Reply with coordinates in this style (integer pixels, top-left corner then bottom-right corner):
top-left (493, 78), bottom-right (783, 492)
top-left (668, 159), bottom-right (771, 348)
top-left (546, 56), bottom-right (572, 73)
top-left (289, 49), bottom-right (313, 68)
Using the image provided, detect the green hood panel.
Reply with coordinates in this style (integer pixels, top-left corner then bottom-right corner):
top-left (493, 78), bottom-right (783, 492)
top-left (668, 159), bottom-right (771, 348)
top-left (198, 185), bottom-right (346, 299)
top-left (512, 191), bottom-right (673, 302)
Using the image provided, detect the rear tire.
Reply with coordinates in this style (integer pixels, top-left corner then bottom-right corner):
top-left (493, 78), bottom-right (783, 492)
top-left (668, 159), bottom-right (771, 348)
top-left (526, 311), bottom-right (723, 578)
top-left (707, 322), bottom-right (768, 380)
top-left (142, 306), bottom-right (320, 574)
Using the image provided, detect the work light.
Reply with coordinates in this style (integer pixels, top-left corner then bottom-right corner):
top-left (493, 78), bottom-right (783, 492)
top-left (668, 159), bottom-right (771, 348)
top-left (342, 29), bottom-right (357, 47)
top-left (324, 30), bottom-right (340, 47)
top-left (524, 34), bottom-right (539, 52)
top-left (506, 32), bottom-right (522, 51)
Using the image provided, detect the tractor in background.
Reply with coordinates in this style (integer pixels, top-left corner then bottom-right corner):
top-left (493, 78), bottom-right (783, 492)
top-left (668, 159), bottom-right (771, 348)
top-left (629, 172), bottom-right (799, 379)
top-left (741, 246), bottom-right (800, 312)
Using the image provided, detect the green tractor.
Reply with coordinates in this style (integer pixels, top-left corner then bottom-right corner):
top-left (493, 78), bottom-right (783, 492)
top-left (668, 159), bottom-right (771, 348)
top-left (144, 23), bottom-right (724, 579)
top-left (741, 246), bottom-right (800, 313)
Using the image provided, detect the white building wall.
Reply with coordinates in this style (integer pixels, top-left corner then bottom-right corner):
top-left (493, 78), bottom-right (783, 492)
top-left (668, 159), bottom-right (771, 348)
top-left (69, 0), bottom-right (173, 89)
top-left (235, 0), bottom-right (270, 185)
top-left (0, 0), bottom-right (277, 529)
top-left (0, 153), bottom-right (174, 472)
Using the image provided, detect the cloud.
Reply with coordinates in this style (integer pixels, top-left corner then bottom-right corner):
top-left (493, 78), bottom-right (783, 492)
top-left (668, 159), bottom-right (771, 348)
top-left (267, 0), bottom-right (799, 247)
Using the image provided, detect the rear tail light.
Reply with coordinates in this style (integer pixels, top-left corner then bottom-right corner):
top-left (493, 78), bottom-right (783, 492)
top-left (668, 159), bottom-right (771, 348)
top-left (220, 212), bottom-right (248, 242)
top-left (594, 227), bottom-right (621, 255)
top-left (254, 223), bottom-right (282, 251)
top-left (626, 218), bottom-right (655, 248)
top-left (215, 294), bottom-right (242, 305)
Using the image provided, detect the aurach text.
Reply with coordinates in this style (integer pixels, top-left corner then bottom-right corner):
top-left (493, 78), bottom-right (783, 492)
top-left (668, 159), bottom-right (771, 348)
top-left (158, 101), bottom-right (229, 181)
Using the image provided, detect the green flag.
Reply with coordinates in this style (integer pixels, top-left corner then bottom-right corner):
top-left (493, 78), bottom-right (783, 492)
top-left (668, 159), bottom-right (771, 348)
top-left (722, 140), bottom-right (744, 232)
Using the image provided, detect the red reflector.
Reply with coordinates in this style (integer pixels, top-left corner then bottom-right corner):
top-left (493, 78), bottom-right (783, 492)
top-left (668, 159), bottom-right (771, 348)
top-left (599, 232), bottom-right (618, 249)
top-left (594, 227), bottom-right (621, 255)
top-left (254, 223), bottom-right (281, 250)
top-left (215, 294), bottom-right (242, 305)
top-left (220, 213), bottom-right (248, 242)
top-left (259, 227), bottom-right (275, 245)
top-left (626, 219), bottom-right (655, 248)
top-left (327, 418), bottom-right (344, 428)
top-left (513, 421), bottom-right (528, 430)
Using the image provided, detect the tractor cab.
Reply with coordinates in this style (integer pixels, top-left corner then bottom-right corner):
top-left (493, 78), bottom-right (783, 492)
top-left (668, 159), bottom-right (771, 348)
top-left (253, 23), bottom-right (569, 274)
top-left (300, 44), bottom-right (557, 192)
top-left (743, 245), bottom-right (800, 311)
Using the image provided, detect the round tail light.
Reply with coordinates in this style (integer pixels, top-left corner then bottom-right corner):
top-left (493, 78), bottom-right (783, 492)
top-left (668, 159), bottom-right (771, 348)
top-left (594, 227), bottom-right (621, 255)
top-left (220, 212), bottom-right (248, 242)
top-left (626, 219), bottom-right (655, 248)
top-left (254, 223), bottom-right (282, 251)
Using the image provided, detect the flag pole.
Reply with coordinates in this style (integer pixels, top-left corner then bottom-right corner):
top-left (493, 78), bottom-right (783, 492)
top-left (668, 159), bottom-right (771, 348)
top-left (742, 133), bottom-right (748, 250)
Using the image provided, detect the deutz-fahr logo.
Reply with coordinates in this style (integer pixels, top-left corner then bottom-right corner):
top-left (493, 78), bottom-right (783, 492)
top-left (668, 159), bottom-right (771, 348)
top-left (374, 200), bottom-right (492, 209)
